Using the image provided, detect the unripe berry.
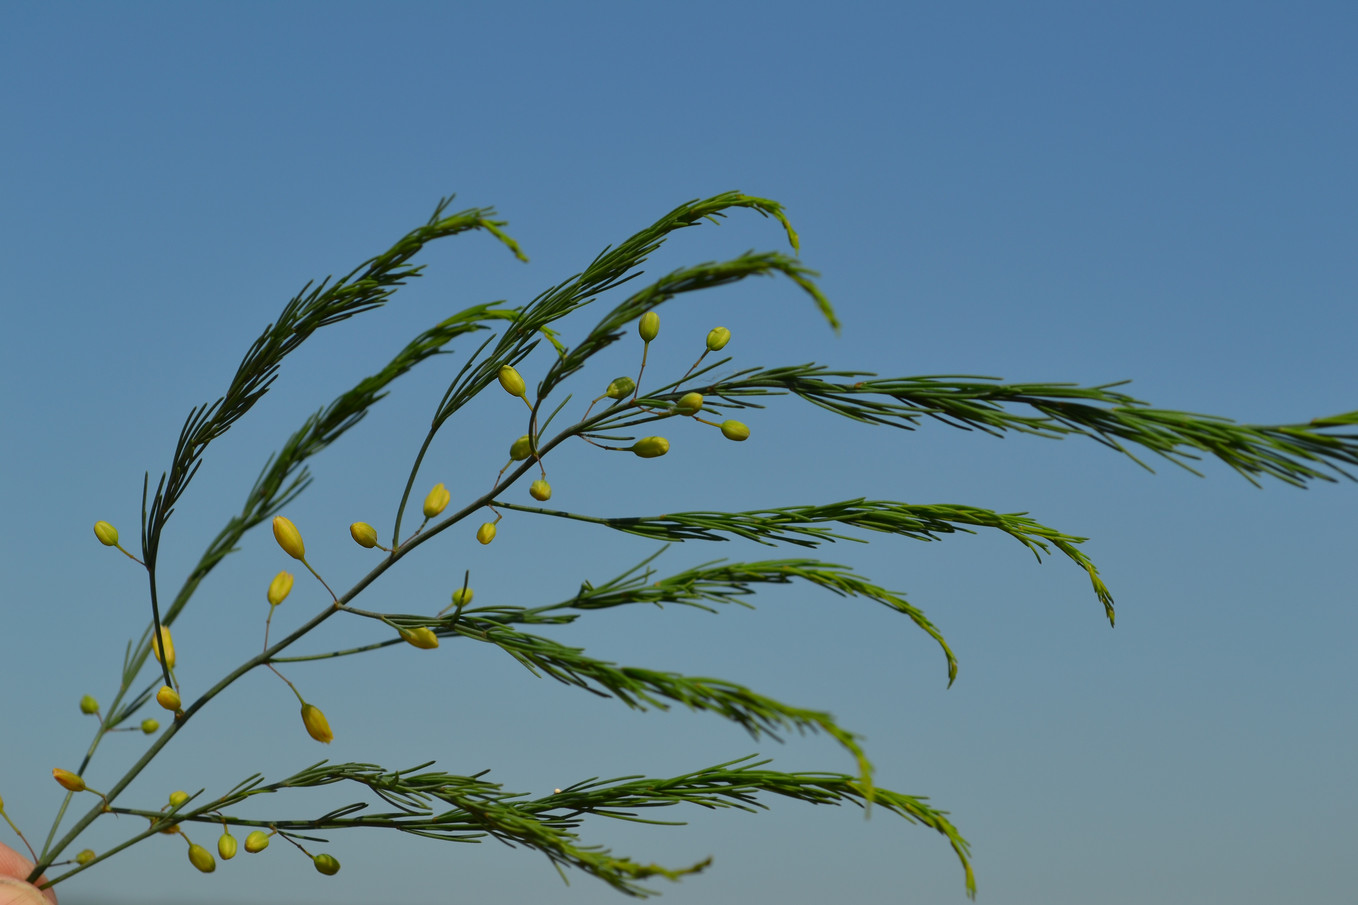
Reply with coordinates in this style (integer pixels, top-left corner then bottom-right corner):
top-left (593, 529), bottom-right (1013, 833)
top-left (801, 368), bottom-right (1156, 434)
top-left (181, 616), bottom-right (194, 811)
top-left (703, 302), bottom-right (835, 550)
top-left (156, 686), bottom-right (181, 711)
top-left (423, 483), bottom-right (450, 518)
top-left (244, 831), bottom-right (271, 853)
top-left (400, 627), bottom-right (440, 650)
top-left (451, 587), bottom-right (473, 608)
top-left (313, 853), bottom-right (341, 876)
top-left (706, 326), bottom-right (731, 351)
top-left (639, 310), bottom-right (660, 342)
top-left (187, 843), bottom-right (216, 873)
top-left (52, 769), bottom-right (85, 792)
top-left (350, 522), bottom-right (378, 548)
top-left (152, 625), bottom-right (175, 669)
top-left (75, 849), bottom-right (96, 866)
top-left (80, 694), bottom-right (100, 715)
top-left (605, 376), bottom-right (635, 399)
top-left (509, 434), bottom-right (534, 460)
top-left (529, 479), bottom-right (552, 501)
top-left (141, 718), bottom-right (160, 734)
top-left (272, 516), bottom-right (306, 561)
top-left (720, 420), bottom-right (751, 442)
top-left (675, 392), bottom-right (703, 415)
top-left (268, 570), bottom-right (294, 606)
top-left (476, 522), bottom-right (497, 545)
top-left (168, 790), bottom-right (190, 809)
top-left (218, 831), bottom-right (238, 860)
top-left (497, 365), bottom-right (527, 398)
top-left (631, 437), bottom-right (670, 458)
top-left (300, 703), bottom-right (333, 744)
top-left (93, 521), bottom-right (119, 546)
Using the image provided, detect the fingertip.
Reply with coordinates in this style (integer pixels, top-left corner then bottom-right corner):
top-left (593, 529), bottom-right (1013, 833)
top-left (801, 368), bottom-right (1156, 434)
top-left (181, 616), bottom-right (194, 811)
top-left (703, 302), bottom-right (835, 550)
top-left (0, 877), bottom-right (55, 905)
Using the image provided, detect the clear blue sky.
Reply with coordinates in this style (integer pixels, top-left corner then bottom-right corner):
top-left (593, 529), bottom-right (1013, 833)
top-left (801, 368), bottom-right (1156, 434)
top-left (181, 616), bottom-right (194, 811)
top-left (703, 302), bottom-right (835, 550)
top-left (3, 4), bottom-right (1355, 904)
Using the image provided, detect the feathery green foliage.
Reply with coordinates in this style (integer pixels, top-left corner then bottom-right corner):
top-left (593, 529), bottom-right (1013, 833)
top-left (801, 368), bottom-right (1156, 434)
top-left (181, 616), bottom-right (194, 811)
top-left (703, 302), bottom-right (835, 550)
top-left (22, 192), bottom-right (1358, 903)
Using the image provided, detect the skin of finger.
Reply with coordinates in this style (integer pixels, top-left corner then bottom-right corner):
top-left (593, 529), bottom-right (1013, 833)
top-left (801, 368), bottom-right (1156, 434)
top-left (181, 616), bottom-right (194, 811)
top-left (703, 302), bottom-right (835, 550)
top-left (0, 845), bottom-right (57, 905)
top-left (0, 878), bottom-right (56, 905)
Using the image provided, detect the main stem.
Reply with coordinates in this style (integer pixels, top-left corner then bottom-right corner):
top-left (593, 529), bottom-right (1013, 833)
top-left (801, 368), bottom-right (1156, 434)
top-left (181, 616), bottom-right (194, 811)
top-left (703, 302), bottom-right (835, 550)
top-left (29, 399), bottom-right (648, 886)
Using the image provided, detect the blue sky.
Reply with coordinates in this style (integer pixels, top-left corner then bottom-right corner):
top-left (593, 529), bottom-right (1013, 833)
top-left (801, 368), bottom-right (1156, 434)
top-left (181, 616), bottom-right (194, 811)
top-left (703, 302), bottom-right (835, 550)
top-left (2, 3), bottom-right (1355, 904)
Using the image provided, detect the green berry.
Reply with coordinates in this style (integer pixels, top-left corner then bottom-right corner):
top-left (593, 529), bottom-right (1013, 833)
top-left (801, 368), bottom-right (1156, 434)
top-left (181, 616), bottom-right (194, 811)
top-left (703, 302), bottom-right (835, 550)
top-left (187, 844), bottom-right (216, 873)
top-left (529, 479), bottom-right (552, 501)
top-left (218, 832), bottom-right (237, 860)
top-left (675, 392), bottom-right (703, 415)
top-left (79, 694), bottom-right (99, 715)
top-left (498, 365), bottom-right (527, 398)
top-left (605, 376), bottom-right (636, 399)
top-left (350, 522), bottom-right (378, 548)
top-left (313, 853), bottom-right (341, 875)
top-left (400, 627), bottom-right (440, 649)
top-left (631, 437), bottom-right (670, 458)
top-left (720, 420), bottom-right (750, 442)
top-left (706, 326), bottom-right (731, 351)
top-left (639, 310), bottom-right (660, 342)
top-left (509, 434), bottom-right (534, 460)
top-left (93, 521), bottom-right (119, 546)
top-left (244, 830), bottom-right (271, 853)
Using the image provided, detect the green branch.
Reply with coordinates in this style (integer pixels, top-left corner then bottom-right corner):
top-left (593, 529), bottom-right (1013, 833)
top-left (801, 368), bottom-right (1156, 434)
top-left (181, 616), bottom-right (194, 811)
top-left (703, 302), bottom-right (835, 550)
top-left (710, 368), bottom-right (1358, 487)
top-left (104, 757), bottom-right (970, 899)
top-left (495, 498), bottom-right (1115, 625)
top-left (490, 552), bottom-right (959, 686)
top-left (139, 199), bottom-right (524, 570)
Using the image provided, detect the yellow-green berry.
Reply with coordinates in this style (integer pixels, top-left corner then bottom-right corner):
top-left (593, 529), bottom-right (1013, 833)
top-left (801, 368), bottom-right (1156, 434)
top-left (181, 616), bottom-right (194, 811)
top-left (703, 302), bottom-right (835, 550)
top-left (187, 843), bottom-right (216, 873)
top-left (350, 522), bottom-right (378, 548)
top-left (675, 392), bottom-right (703, 415)
top-left (168, 790), bottom-right (190, 809)
top-left (400, 627), bottom-right (440, 650)
top-left (93, 521), bottom-right (119, 546)
top-left (720, 420), bottom-right (750, 442)
top-left (451, 587), bottom-right (473, 608)
top-left (529, 479), bottom-right (552, 501)
top-left (476, 522), bottom-right (497, 545)
top-left (639, 310), bottom-right (660, 342)
top-left (52, 769), bottom-right (85, 792)
top-left (75, 849), bottom-right (96, 866)
top-left (80, 694), bottom-right (100, 715)
top-left (631, 437), bottom-right (670, 458)
top-left (313, 853), bottom-right (341, 876)
top-left (423, 483), bottom-right (450, 518)
top-left (509, 434), bottom-right (534, 460)
top-left (706, 326), bottom-right (731, 351)
top-left (272, 516), bottom-right (306, 561)
top-left (156, 686), bottom-right (181, 711)
top-left (497, 365), bottom-right (526, 398)
top-left (218, 832), bottom-right (237, 860)
top-left (141, 718), bottom-right (160, 734)
top-left (605, 376), bottom-right (635, 399)
top-left (152, 625), bottom-right (175, 669)
top-left (300, 703), bottom-right (334, 744)
top-left (268, 570), bottom-right (294, 605)
top-left (244, 831), bottom-right (271, 853)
